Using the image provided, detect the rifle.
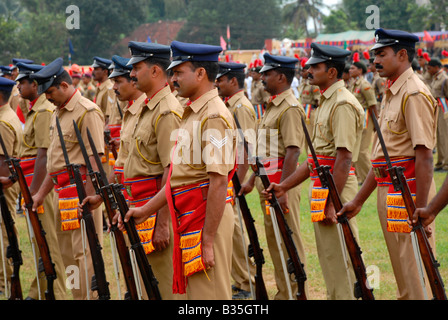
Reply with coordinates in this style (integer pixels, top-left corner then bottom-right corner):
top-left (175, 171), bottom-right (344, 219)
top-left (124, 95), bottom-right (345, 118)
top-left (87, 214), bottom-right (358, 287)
top-left (0, 186), bottom-right (22, 300)
top-left (0, 133), bottom-right (56, 300)
top-left (234, 114), bottom-right (307, 300)
top-left (73, 121), bottom-right (138, 300)
top-left (300, 117), bottom-right (374, 300)
top-left (370, 111), bottom-right (447, 300)
top-left (86, 128), bottom-right (162, 300)
top-left (55, 117), bottom-right (110, 300)
top-left (232, 173), bottom-right (268, 300)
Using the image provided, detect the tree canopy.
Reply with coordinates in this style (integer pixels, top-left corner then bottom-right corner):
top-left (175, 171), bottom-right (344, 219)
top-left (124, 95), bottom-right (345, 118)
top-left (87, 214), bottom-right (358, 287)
top-left (0, 0), bottom-right (446, 66)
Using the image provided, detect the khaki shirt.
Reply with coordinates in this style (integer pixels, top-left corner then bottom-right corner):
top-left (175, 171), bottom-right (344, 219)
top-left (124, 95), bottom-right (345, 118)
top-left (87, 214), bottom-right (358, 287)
top-left (172, 89), bottom-right (188, 108)
top-left (372, 72), bottom-right (386, 102)
top-left (169, 88), bottom-right (236, 189)
top-left (312, 80), bottom-right (365, 161)
top-left (226, 90), bottom-right (257, 156)
top-left (47, 90), bottom-right (105, 173)
top-left (371, 67), bottom-right (437, 160)
top-left (0, 103), bottom-right (23, 158)
top-left (429, 70), bottom-right (448, 98)
top-left (256, 88), bottom-right (305, 159)
top-left (349, 76), bottom-right (377, 109)
top-left (108, 94), bottom-right (126, 129)
top-left (94, 78), bottom-right (114, 118)
top-left (251, 80), bottom-right (269, 106)
top-left (115, 93), bottom-right (146, 169)
top-left (299, 79), bottom-right (320, 105)
top-left (124, 86), bottom-right (183, 179)
top-left (19, 94), bottom-right (55, 158)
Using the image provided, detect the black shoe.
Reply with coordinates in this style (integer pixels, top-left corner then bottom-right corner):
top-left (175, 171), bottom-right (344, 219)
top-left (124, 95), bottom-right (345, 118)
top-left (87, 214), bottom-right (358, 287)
top-left (232, 289), bottom-right (252, 300)
top-left (25, 296), bottom-right (36, 300)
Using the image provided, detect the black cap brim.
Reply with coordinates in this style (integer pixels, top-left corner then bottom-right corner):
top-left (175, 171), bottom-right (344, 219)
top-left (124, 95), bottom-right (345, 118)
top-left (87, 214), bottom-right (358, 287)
top-left (167, 60), bottom-right (186, 70)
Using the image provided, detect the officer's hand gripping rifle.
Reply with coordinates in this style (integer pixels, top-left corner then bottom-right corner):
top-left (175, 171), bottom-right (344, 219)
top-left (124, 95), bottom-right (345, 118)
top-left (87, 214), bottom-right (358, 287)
top-left (86, 128), bottom-right (162, 300)
top-left (55, 117), bottom-right (110, 300)
top-left (300, 117), bottom-right (374, 300)
top-left (371, 111), bottom-right (446, 300)
top-left (73, 121), bottom-right (138, 300)
top-left (234, 114), bottom-right (307, 300)
top-left (0, 133), bottom-right (56, 300)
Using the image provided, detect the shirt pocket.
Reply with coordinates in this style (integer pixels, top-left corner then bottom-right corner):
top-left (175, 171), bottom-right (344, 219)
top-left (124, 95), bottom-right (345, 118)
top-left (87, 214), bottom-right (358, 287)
top-left (384, 109), bottom-right (407, 134)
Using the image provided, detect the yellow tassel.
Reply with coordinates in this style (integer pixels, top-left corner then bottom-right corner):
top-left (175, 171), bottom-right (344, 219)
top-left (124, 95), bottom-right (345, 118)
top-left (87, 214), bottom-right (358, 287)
top-left (61, 219), bottom-right (80, 231)
top-left (142, 242), bottom-right (155, 255)
top-left (311, 211), bottom-right (326, 222)
top-left (184, 255), bottom-right (205, 277)
top-left (180, 230), bottom-right (202, 249)
top-left (58, 198), bottom-right (79, 210)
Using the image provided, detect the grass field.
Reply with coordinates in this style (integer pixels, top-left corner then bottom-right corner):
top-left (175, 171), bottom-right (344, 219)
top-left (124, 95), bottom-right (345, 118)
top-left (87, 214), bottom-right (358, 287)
top-left (1, 163), bottom-right (448, 301)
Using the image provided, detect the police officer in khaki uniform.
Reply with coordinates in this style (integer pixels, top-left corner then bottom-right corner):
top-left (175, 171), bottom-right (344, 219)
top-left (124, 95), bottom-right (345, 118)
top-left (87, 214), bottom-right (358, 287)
top-left (121, 41), bottom-right (237, 300)
top-left (349, 60), bottom-right (378, 184)
top-left (298, 62), bottom-right (321, 136)
top-left (30, 58), bottom-right (105, 300)
top-left (108, 55), bottom-right (146, 185)
top-left (265, 43), bottom-right (365, 300)
top-left (250, 61), bottom-right (270, 120)
top-left (240, 53), bottom-right (307, 300)
top-left (0, 77), bottom-right (23, 298)
top-left (216, 62), bottom-right (257, 299)
top-left (119, 41), bottom-right (183, 300)
top-left (15, 62), bottom-right (67, 300)
top-left (339, 28), bottom-right (438, 300)
top-left (426, 58), bottom-right (448, 172)
top-left (80, 72), bottom-right (96, 102)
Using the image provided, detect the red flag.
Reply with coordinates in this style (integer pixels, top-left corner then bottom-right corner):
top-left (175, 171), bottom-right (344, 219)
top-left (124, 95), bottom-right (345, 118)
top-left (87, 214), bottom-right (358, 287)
top-left (227, 25), bottom-right (230, 40)
top-left (220, 36), bottom-right (227, 51)
top-left (423, 30), bottom-right (434, 42)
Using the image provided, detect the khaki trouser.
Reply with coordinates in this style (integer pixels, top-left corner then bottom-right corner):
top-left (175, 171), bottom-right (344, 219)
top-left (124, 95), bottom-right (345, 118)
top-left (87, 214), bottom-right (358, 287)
top-left (310, 174), bottom-right (359, 300)
top-left (377, 182), bottom-right (436, 300)
top-left (0, 184), bottom-right (19, 295)
top-left (26, 189), bottom-right (67, 300)
top-left (354, 114), bottom-right (374, 184)
top-left (256, 178), bottom-right (307, 300)
top-left (185, 202), bottom-right (234, 300)
top-left (54, 191), bottom-right (103, 300)
top-left (231, 202), bottom-right (255, 292)
top-left (436, 107), bottom-right (448, 168)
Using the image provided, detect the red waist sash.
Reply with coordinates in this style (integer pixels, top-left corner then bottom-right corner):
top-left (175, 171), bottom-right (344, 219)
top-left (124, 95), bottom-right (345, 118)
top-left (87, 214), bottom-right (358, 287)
top-left (50, 169), bottom-right (86, 231)
top-left (124, 175), bottom-right (162, 254)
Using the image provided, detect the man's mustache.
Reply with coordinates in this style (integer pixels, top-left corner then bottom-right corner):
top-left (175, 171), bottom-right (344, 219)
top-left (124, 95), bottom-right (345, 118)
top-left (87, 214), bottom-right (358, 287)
top-left (375, 64), bottom-right (383, 70)
top-left (307, 74), bottom-right (314, 79)
top-left (130, 77), bottom-right (138, 82)
top-left (114, 90), bottom-right (121, 96)
top-left (173, 81), bottom-right (180, 88)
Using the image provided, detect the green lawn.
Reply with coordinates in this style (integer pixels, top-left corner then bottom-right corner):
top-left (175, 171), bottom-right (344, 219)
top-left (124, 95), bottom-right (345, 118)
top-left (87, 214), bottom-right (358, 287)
top-left (1, 166), bottom-right (448, 301)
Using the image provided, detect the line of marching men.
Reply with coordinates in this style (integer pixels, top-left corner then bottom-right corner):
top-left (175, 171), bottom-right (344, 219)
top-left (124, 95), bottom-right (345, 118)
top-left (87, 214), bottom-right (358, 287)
top-left (0, 27), bottom-right (447, 301)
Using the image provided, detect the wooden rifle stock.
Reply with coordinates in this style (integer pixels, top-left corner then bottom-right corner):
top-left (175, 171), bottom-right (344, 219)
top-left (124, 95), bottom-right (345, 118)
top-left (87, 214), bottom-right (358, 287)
top-left (301, 117), bottom-right (374, 300)
top-left (370, 109), bottom-right (446, 300)
top-left (73, 122), bottom-right (138, 300)
top-left (86, 128), bottom-right (161, 300)
top-left (232, 173), bottom-right (268, 300)
top-left (0, 187), bottom-right (23, 300)
top-left (11, 158), bottom-right (57, 300)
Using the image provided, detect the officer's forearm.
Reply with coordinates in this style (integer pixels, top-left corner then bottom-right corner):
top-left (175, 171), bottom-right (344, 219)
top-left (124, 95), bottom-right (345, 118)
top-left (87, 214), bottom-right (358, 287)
top-left (281, 146), bottom-right (300, 182)
top-left (415, 145), bottom-right (434, 208)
